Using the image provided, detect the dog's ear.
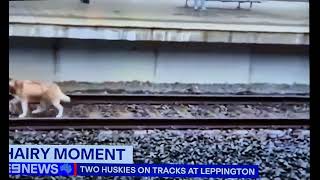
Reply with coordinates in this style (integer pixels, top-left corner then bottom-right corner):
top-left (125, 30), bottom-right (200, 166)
top-left (9, 85), bottom-right (16, 95)
top-left (9, 79), bottom-right (16, 94)
top-left (9, 80), bottom-right (15, 94)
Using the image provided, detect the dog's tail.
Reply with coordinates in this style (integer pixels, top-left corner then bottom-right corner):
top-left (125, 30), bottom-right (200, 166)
top-left (60, 92), bottom-right (71, 103)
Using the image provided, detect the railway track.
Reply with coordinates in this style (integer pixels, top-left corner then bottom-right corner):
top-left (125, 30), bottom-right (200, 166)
top-left (66, 94), bottom-right (309, 104)
top-left (10, 117), bottom-right (308, 130)
top-left (9, 94), bottom-right (309, 130)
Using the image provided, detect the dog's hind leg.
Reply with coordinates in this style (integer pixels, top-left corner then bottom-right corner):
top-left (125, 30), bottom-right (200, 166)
top-left (32, 101), bottom-right (47, 114)
top-left (52, 100), bottom-right (63, 118)
top-left (19, 100), bottom-right (28, 118)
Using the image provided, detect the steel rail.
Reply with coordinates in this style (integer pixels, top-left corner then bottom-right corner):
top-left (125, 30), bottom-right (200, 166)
top-left (9, 94), bottom-right (309, 130)
top-left (9, 117), bottom-right (309, 130)
top-left (9, 94), bottom-right (309, 104)
top-left (62, 94), bottom-right (309, 105)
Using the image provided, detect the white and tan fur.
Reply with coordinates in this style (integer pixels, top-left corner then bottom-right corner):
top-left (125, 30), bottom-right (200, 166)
top-left (9, 79), bottom-right (71, 118)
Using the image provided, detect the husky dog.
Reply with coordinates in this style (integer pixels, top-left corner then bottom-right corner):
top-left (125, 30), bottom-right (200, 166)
top-left (9, 79), bottom-right (71, 118)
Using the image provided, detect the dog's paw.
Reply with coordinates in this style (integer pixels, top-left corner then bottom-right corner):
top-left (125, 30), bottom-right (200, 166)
top-left (32, 109), bottom-right (41, 114)
top-left (18, 114), bottom-right (26, 118)
top-left (55, 114), bottom-right (63, 118)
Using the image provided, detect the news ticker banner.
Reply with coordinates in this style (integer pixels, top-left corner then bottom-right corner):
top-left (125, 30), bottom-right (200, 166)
top-left (9, 145), bottom-right (259, 178)
top-left (9, 145), bottom-right (133, 163)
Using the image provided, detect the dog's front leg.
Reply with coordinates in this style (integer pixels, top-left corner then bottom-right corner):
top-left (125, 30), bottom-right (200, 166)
top-left (9, 98), bottom-right (20, 113)
top-left (19, 100), bottom-right (28, 118)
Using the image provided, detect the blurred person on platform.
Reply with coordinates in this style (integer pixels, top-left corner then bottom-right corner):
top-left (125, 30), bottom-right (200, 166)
top-left (194, 0), bottom-right (206, 10)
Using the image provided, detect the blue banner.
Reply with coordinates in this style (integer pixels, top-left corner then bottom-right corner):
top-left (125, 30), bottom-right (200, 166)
top-left (9, 162), bottom-right (75, 176)
top-left (10, 162), bottom-right (259, 178)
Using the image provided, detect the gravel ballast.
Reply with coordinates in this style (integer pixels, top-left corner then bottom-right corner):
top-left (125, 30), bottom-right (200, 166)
top-left (9, 129), bottom-right (310, 180)
top-left (57, 82), bottom-right (309, 95)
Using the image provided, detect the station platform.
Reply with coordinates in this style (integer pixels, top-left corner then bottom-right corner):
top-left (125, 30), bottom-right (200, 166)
top-left (9, 0), bottom-right (309, 44)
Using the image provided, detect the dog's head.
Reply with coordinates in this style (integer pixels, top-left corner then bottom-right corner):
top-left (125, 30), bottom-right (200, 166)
top-left (9, 79), bottom-right (23, 95)
top-left (9, 79), bottom-right (16, 95)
